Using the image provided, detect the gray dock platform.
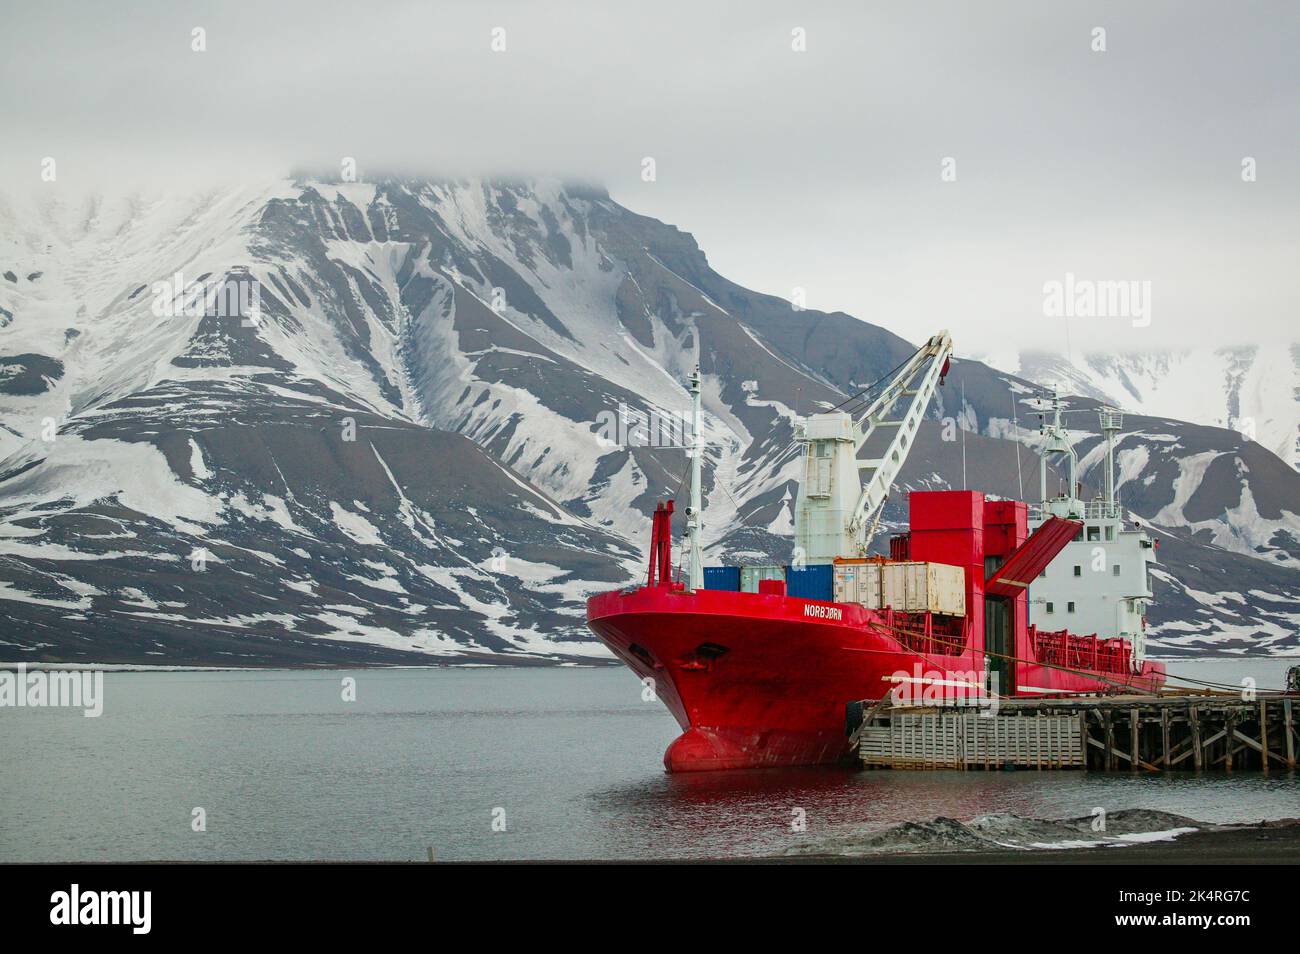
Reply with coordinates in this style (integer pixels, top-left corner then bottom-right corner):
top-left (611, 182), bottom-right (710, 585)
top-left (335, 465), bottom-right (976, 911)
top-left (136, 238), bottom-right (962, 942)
top-left (853, 694), bottom-right (1298, 772)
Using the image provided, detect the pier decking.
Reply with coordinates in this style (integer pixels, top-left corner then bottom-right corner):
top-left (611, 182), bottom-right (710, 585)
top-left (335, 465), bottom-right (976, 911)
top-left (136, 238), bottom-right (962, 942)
top-left (853, 694), bottom-right (1298, 772)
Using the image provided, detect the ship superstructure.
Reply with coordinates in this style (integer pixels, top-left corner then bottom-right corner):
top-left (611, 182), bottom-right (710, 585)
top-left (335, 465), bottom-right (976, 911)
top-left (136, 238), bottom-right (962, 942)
top-left (1027, 393), bottom-right (1156, 669)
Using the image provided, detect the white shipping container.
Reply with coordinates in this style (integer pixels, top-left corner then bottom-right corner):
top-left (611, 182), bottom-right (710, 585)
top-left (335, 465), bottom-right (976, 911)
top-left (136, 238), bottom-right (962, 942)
top-left (863, 563), bottom-right (882, 608)
top-left (832, 563), bottom-right (856, 603)
top-left (929, 563), bottom-right (966, 615)
top-left (832, 562), bottom-right (883, 608)
top-left (879, 563), bottom-right (912, 612)
top-left (879, 561), bottom-right (965, 615)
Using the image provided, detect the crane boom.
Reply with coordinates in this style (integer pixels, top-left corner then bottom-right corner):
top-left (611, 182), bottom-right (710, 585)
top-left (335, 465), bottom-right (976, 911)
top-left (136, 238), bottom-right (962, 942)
top-left (793, 331), bottom-right (952, 561)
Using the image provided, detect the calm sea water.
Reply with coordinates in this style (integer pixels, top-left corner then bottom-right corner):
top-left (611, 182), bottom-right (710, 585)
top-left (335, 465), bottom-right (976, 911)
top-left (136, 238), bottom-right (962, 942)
top-left (1, 659), bottom-right (1295, 861)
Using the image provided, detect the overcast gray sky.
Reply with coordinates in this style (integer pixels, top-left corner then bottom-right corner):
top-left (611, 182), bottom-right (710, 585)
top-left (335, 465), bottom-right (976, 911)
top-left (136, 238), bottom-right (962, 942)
top-left (2, 0), bottom-right (1296, 353)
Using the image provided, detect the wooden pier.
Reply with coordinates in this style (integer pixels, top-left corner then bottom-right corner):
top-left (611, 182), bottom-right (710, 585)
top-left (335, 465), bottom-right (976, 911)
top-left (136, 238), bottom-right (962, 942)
top-left (854, 694), bottom-right (1298, 772)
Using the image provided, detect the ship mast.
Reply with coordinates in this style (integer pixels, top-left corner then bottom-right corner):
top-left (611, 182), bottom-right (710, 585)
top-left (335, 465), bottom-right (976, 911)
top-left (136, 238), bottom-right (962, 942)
top-left (685, 365), bottom-right (704, 591)
top-left (1098, 406), bottom-right (1122, 517)
top-left (1036, 390), bottom-right (1081, 518)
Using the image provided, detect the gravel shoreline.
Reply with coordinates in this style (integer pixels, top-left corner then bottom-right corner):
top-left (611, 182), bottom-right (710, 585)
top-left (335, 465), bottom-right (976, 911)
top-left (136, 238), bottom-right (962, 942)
top-left (795, 819), bottom-right (1300, 864)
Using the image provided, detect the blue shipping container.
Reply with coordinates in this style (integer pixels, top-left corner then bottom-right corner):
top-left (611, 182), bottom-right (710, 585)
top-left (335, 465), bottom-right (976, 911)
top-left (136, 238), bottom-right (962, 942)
top-left (785, 563), bottom-right (834, 601)
top-left (703, 566), bottom-right (741, 592)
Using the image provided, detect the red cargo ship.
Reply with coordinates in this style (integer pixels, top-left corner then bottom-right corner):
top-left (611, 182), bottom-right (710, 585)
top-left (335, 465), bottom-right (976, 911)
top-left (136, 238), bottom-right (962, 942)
top-left (586, 334), bottom-right (1166, 772)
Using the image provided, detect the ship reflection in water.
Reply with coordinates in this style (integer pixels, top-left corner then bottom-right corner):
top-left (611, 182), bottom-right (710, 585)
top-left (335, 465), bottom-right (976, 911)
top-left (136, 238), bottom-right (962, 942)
top-left (0, 665), bottom-right (1293, 862)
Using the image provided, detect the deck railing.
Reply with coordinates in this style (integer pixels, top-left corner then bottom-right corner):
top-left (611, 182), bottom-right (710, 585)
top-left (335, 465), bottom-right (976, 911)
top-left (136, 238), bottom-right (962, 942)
top-left (1030, 499), bottom-right (1123, 523)
top-left (1030, 625), bottom-right (1132, 674)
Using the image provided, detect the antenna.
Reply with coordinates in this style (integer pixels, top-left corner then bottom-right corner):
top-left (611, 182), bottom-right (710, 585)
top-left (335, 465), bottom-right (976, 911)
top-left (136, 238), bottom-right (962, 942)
top-left (960, 379), bottom-right (967, 491)
top-left (685, 366), bottom-right (704, 591)
top-left (1010, 391), bottom-right (1024, 501)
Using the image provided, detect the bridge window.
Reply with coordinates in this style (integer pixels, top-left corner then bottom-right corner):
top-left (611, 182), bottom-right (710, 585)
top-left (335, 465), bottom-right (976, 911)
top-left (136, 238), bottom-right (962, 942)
top-left (1086, 526), bottom-right (1100, 541)
top-left (1105, 525), bottom-right (1115, 541)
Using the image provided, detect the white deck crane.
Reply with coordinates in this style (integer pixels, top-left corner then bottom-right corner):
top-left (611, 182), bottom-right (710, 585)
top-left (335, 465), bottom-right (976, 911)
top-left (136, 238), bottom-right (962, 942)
top-left (793, 331), bottom-right (953, 562)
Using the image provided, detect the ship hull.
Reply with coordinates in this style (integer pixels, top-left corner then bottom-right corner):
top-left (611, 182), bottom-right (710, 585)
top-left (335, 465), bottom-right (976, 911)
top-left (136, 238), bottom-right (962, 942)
top-left (588, 585), bottom-right (1165, 772)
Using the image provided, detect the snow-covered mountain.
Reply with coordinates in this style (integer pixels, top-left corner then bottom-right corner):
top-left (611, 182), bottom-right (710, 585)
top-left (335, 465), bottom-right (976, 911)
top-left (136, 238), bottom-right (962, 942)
top-left (975, 347), bottom-right (1300, 472)
top-left (2, 178), bottom-right (1298, 663)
